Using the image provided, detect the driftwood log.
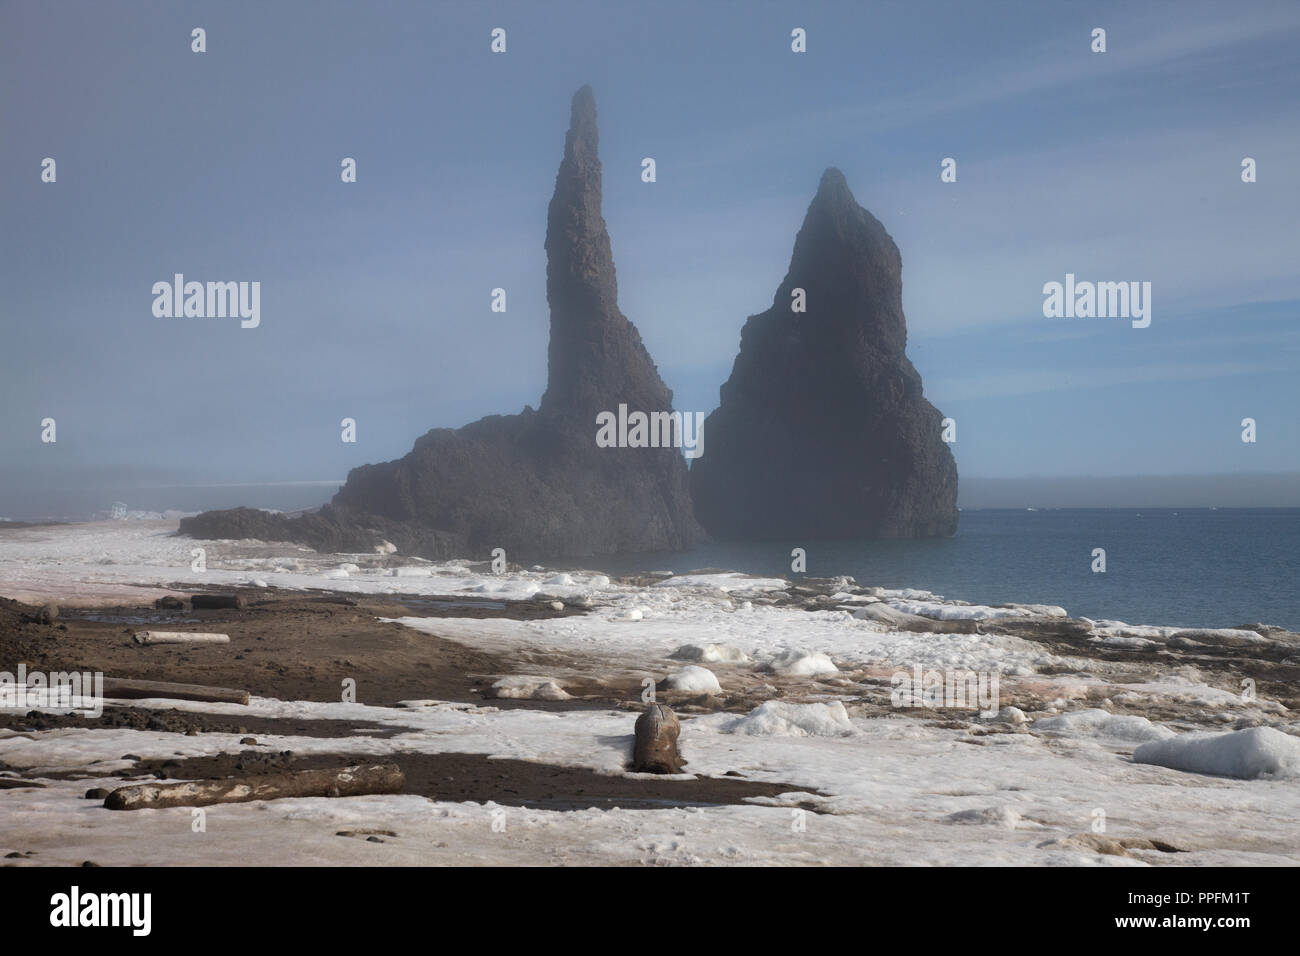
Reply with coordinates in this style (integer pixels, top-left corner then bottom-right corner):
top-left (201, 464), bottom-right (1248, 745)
top-left (190, 594), bottom-right (247, 610)
top-left (102, 677), bottom-right (249, 705)
top-left (632, 702), bottom-right (684, 774)
top-left (104, 763), bottom-right (405, 811)
top-left (132, 631), bottom-right (230, 646)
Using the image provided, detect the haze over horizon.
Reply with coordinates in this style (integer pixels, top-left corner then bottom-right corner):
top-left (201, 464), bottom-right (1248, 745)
top-left (3, 471), bottom-right (1298, 522)
top-left (3, 0), bottom-right (1297, 519)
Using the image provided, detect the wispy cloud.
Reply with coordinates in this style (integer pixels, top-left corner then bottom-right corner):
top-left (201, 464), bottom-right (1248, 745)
top-left (934, 358), bottom-right (1292, 402)
top-left (680, 3), bottom-right (1300, 171)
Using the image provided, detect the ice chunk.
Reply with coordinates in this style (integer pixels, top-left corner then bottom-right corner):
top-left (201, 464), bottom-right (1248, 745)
top-left (653, 572), bottom-right (788, 592)
top-left (1095, 635), bottom-right (1161, 650)
top-left (766, 649), bottom-right (838, 678)
top-left (664, 665), bottom-right (722, 693)
top-left (888, 600), bottom-right (1030, 621)
top-left (669, 643), bottom-right (750, 663)
top-left (1033, 708), bottom-right (1175, 743)
top-left (485, 676), bottom-right (571, 701)
top-left (997, 706), bottom-right (1029, 725)
top-left (727, 700), bottom-right (853, 737)
top-left (1133, 726), bottom-right (1300, 779)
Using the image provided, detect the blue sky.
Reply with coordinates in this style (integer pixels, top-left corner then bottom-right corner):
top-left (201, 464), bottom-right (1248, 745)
top-left (1, 0), bottom-right (1297, 515)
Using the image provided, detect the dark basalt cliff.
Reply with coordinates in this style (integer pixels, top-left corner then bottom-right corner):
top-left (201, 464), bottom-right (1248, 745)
top-left (689, 168), bottom-right (958, 540)
top-left (182, 86), bottom-right (702, 561)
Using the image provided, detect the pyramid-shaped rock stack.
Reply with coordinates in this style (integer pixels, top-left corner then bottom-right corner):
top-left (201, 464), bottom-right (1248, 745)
top-left (690, 168), bottom-right (958, 540)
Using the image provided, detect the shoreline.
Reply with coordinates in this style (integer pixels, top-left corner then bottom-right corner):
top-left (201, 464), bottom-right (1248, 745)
top-left (1, 519), bottom-right (1298, 867)
top-left (1, 514), bottom-right (1297, 630)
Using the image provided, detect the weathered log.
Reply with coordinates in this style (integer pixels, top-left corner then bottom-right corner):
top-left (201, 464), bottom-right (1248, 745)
top-left (190, 594), bottom-right (247, 610)
top-left (632, 702), bottom-right (684, 774)
top-left (104, 763), bottom-right (404, 811)
top-left (132, 631), bottom-right (230, 646)
top-left (102, 677), bottom-right (249, 705)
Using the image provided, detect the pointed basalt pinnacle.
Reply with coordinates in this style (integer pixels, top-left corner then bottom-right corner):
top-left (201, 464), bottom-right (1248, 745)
top-left (544, 84), bottom-right (613, 323)
top-left (799, 168), bottom-right (863, 233)
top-left (690, 166), bottom-right (958, 541)
top-left (781, 166), bottom-right (906, 353)
top-left (569, 84), bottom-right (598, 145)
top-left (814, 166), bottom-right (853, 203)
top-left (541, 85), bottom-right (672, 416)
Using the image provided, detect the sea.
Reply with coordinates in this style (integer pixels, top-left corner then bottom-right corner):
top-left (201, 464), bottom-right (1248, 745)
top-left (5, 492), bottom-right (1297, 630)
top-left (573, 508), bottom-right (1300, 631)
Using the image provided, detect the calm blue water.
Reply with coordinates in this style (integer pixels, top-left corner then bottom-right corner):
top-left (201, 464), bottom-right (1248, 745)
top-left (574, 509), bottom-right (1300, 630)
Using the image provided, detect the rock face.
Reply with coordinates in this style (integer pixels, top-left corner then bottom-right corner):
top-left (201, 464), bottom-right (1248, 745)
top-left (690, 168), bottom-right (958, 540)
top-left (182, 86), bottom-right (702, 561)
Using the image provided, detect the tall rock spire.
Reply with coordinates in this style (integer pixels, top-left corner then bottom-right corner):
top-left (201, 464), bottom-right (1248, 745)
top-left (183, 86), bottom-right (703, 560)
top-left (541, 85), bottom-right (672, 418)
top-left (690, 168), bottom-right (958, 540)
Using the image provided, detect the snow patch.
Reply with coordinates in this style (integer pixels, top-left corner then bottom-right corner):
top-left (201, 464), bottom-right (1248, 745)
top-left (652, 573), bottom-right (787, 592)
top-left (945, 806), bottom-right (1028, 830)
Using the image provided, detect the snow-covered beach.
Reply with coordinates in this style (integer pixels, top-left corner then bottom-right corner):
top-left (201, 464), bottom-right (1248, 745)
top-left (1, 519), bottom-right (1298, 866)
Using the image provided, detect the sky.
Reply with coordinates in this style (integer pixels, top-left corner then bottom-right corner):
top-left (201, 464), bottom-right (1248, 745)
top-left (1, 0), bottom-right (1297, 517)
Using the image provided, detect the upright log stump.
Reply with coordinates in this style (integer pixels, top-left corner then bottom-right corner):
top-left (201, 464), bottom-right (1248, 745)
top-left (633, 703), bottom-right (685, 774)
